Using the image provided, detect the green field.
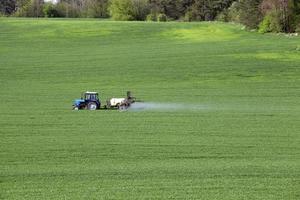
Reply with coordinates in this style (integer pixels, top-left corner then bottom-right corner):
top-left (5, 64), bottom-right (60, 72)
top-left (1, 18), bottom-right (300, 199)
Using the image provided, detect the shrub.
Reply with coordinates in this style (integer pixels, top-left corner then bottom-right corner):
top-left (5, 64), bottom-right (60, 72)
top-left (183, 10), bottom-right (193, 22)
top-left (54, 2), bottom-right (68, 18)
top-left (227, 2), bottom-right (241, 23)
top-left (146, 13), bottom-right (156, 21)
top-left (43, 3), bottom-right (61, 18)
top-left (157, 13), bottom-right (167, 22)
top-left (258, 14), bottom-right (271, 33)
top-left (40, 2), bottom-right (71, 18)
top-left (296, 24), bottom-right (300, 33)
top-left (258, 11), bottom-right (281, 33)
top-left (216, 10), bottom-right (229, 22)
top-left (14, 0), bottom-right (44, 17)
top-left (82, 0), bottom-right (109, 18)
top-left (109, 0), bottom-right (149, 21)
top-left (109, 0), bottom-right (134, 20)
top-left (293, 15), bottom-right (300, 33)
top-left (239, 0), bottom-right (262, 29)
top-left (260, 0), bottom-right (297, 33)
top-left (131, 0), bottom-right (149, 20)
top-left (0, 0), bottom-right (17, 16)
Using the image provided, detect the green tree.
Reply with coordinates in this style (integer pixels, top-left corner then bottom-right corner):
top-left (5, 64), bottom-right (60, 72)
top-left (227, 1), bottom-right (242, 23)
top-left (0, 0), bottom-right (17, 15)
top-left (239, 0), bottom-right (263, 29)
top-left (57, 0), bottom-right (83, 17)
top-left (131, 0), bottom-right (150, 20)
top-left (157, 12), bottom-right (167, 21)
top-left (260, 0), bottom-right (297, 32)
top-left (43, 2), bottom-right (65, 17)
top-left (109, 0), bottom-right (134, 20)
top-left (83, 0), bottom-right (109, 18)
top-left (109, 0), bottom-right (149, 20)
top-left (259, 10), bottom-right (282, 33)
top-left (184, 0), bottom-right (236, 21)
top-left (15, 0), bottom-right (44, 17)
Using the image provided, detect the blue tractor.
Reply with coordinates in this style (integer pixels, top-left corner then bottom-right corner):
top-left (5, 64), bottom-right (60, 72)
top-left (73, 91), bottom-right (101, 110)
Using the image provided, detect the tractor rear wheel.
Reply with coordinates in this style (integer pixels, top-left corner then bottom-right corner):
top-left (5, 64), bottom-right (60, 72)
top-left (119, 104), bottom-right (127, 111)
top-left (87, 102), bottom-right (97, 110)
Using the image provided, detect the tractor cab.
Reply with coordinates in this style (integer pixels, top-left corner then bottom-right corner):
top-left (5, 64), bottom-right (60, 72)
top-left (73, 91), bottom-right (101, 110)
top-left (82, 92), bottom-right (99, 101)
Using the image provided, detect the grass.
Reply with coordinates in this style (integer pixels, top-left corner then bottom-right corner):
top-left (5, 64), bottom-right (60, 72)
top-left (0, 18), bottom-right (300, 199)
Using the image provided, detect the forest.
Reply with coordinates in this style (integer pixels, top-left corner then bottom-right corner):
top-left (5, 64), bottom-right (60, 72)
top-left (1, 0), bottom-right (300, 33)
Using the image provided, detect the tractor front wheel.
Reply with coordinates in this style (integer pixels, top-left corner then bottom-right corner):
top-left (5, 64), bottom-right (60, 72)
top-left (87, 102), bottom-right (98, 110)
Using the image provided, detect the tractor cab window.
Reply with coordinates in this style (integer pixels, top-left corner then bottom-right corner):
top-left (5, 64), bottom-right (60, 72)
top-left (85, 94), bottom-right (90, 100)
top-left (91, 94), bottom-right (99, 100)
top-left (85, 93), bottom-right (99, 100)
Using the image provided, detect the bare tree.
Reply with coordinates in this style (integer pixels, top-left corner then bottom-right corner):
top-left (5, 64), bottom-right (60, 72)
top-left (260, 0), bottom-right (295, 32)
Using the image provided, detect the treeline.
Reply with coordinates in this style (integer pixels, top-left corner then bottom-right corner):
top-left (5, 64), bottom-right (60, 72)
top-left (1, 0), bottom-right (300, 33)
